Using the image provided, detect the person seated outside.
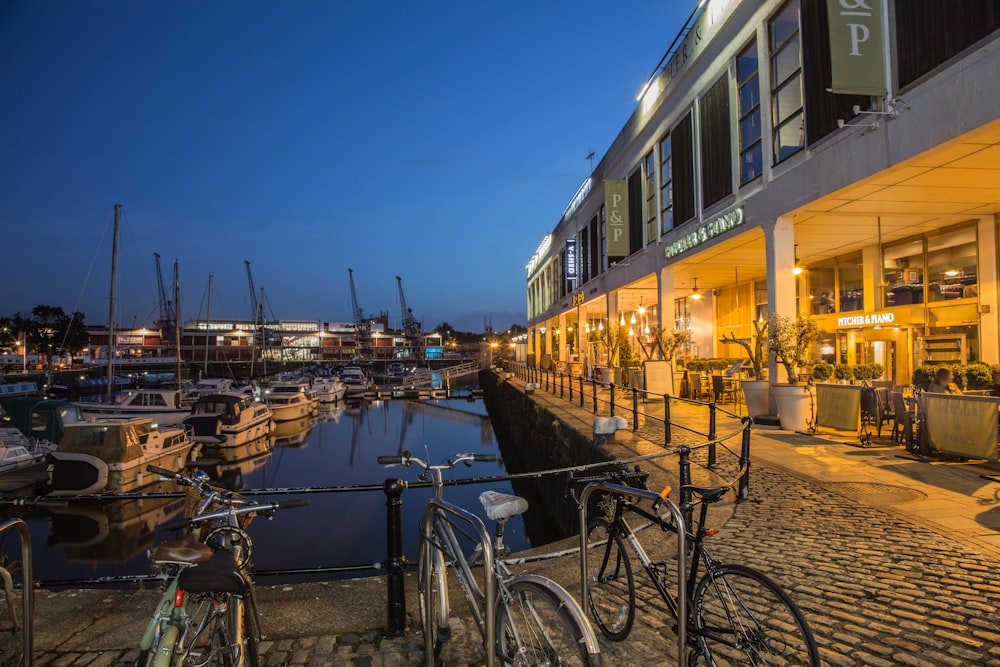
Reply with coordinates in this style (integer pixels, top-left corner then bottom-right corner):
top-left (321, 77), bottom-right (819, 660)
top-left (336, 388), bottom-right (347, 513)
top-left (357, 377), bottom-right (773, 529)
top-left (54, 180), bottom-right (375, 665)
top-left (926, 367), bottom-right (962, 395)
top-left (990, 370), bottom-right (1000, 398)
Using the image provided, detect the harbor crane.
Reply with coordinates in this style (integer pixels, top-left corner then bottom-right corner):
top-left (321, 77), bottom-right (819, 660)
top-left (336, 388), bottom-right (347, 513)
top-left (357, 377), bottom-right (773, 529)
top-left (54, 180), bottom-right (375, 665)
top-left (154, 253), bottom-right (176, 352)
top-left (245, 260), bottom-right (274, 365)
top-left (348, 268), bottom-right (371, 358)
top-left (396, 275), bottom-right (422, 354)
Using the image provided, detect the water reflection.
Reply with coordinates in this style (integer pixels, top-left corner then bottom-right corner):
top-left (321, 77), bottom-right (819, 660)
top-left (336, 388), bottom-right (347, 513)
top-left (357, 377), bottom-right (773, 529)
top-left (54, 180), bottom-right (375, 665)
top-left (1, 397), bottom-right (530, 587)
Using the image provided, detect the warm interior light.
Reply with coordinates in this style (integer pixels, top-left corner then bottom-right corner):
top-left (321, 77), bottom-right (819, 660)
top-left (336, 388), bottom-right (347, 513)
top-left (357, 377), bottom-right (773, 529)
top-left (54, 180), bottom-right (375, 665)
top-left (630, 313), bottom-right (637, 325)
top-left (691, 278), bottom-right (703, 301)
top-left (637, 297), bottom-right (646, 316)
top-left (644, 324), bottom-right (650, 335)
top-left (793, 265), bottom-right (804, 276)
top-left (620, 313), bottom-right (626, 326)
top-left (628, 326), bottom-right (634, 336)
top-left (793, 244), bottom-right (803, 275)
top-left (585, 323), bottom-right (590, 333)
top-left (944, 269), bottom-right (960, 277)
top-left (598, 321), bottom-right (604, 331)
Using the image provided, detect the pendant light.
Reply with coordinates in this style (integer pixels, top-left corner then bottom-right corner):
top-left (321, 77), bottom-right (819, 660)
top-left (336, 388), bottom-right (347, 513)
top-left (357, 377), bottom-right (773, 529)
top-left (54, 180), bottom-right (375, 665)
top-left (691, 278), bottom-right (703, 301)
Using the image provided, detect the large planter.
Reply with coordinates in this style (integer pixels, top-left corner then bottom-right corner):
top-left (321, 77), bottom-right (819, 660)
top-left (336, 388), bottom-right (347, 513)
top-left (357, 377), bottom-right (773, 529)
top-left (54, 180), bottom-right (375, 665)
top-left (772, 383), bottom-right (814, 432)
top-left (741, 379), bottom-right (770, 418)
top-left (593, 366), bottom-right (611, 385)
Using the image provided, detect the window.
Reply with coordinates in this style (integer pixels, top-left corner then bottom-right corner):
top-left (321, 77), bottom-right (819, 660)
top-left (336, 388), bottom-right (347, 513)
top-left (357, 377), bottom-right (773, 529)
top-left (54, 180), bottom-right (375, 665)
top-left (884, 239), bottom-right (925, 306)
top-left (809, 264), bottom-right (836, 314)
top-left (700, 73), bottom-right (733, 208)
top-left (896, 0), bottom-right (1000, 88)
top-left (671, 113), bottom-right (696, 225)
top-left (627, 169), bottom-right (643, 254)
top-left (644, 151), bottom-right (657, 244)
top-left (927, 226), bottom-right (977, 302)
top-left (599, 206), bottom-right (607, 272)
top-left (589, 214), bottom-right (600, 278)
top-left (838, 253), bottom-right (864, 312)
top-left (769, 0), bottom-right (804, 163)
top-left (580, 228), bottom-right (589, 284)
top-left (736, 40), bottom-right (762, 184)
top-left (659, 136), bottom-right (673, 233)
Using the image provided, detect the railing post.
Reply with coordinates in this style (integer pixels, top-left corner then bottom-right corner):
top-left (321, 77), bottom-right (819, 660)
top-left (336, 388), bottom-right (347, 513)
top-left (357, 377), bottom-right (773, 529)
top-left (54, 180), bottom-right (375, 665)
top-left (579, 376), bottom-right (585, 408)
top-left (678, 445), bottom-right (694, 529)
top-left (568, 372), bottom-right (573, 402)
top-left (631, 387), bottom-right (639, 432)
top-left (738, 417), bottom-right (751, 502)
top-left (708, 402), bottom-right (717, 468)
top-left (560, 372), bottom-right (565, 399)
top-left (663, 394), bottom-right (672, 447)
top-left (383, 478), bottom-right (408, 636)
top-left (592, 379), bottom-right (598, 414)
top-left (609, 383), bottom-right (616, 417)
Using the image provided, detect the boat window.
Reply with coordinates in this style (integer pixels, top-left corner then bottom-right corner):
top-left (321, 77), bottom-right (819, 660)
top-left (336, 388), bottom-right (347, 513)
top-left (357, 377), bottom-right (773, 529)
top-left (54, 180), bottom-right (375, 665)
top-left (149, 394), bottom-right (168, 407)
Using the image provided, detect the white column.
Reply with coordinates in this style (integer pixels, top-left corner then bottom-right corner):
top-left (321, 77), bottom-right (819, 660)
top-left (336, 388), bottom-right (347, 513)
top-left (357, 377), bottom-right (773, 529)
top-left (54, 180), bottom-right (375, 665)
top-left (557, 311), bottom-right (568, 363)
top-left (978, 215), bottom-right (999, 364)
top-left (657, 267), bottom-right (676, 333)
top-left (764, 215), bottom-right (797, 385)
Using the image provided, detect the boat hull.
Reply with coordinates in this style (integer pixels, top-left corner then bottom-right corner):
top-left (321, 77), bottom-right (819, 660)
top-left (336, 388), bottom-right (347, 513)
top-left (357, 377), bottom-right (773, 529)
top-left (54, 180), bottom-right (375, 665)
top-left (46, 442), bottom-right (195, 495)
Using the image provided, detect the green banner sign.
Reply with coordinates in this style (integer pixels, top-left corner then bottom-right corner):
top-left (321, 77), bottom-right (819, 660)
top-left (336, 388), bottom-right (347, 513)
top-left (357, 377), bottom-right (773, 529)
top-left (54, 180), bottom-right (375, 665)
top-left (604, 180), bottom-right (628, 257)
top-left (827, 0), bottom-right (886, 95)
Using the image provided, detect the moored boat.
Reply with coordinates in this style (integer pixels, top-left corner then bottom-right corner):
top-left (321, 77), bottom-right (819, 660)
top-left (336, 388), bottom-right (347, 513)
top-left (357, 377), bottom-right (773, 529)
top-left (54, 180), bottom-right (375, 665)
top-left (339, 365), bottom-right (371, 396)
top-left (75, 387), bottom-right (189, 426)
top-left (46, 417), bottom-right (198, 495)
top-left (0, 426), bottom-right (46, 474)
top-left (265, 380), bottom-right (318, 421)
top-left (182, 393), bottom-right (273, 446)
top-left (1, 396), bottom-right (86, 454)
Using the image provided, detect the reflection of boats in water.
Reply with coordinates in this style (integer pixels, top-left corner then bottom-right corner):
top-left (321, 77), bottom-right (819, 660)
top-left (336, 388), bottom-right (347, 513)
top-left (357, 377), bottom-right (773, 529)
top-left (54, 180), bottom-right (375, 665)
top-left (194, 436), bottom-right (273, 490)
top-left (46, 491), bottom-right (187, 563)
top-left (272, 415), bottom-right (315, 448)
top-left (316, 404), bottom-right (344, 424)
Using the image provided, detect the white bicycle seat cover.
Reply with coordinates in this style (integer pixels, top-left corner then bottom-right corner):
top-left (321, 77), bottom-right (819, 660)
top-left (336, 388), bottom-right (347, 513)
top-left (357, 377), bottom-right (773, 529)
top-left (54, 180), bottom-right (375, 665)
top-left (479, 490), bottom-right (529, 521)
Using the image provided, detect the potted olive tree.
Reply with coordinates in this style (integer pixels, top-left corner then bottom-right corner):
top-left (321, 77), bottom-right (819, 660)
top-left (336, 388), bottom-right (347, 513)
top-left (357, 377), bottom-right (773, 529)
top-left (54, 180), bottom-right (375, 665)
top-left (767, 313), bottom-right (818, 431)
top-left (719, 319), bottom-right (769, 418)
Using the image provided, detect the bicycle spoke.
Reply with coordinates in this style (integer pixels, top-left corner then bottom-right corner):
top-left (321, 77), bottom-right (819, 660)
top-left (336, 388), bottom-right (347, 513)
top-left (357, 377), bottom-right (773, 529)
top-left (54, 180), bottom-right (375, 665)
top-left (693, 564), bottom-right (819, 666)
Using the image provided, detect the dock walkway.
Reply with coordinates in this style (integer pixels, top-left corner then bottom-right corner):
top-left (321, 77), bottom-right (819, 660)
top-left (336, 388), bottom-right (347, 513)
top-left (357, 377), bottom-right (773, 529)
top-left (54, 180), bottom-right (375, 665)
top-left (10, 373), bottom-right (1000, 666)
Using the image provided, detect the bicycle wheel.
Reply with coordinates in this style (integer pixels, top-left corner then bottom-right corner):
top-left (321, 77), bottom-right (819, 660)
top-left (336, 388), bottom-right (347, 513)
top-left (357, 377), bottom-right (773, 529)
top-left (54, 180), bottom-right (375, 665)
top-left (495, 579), bottom-right (591, 666)
top-left (417, 537), bottom-right (450, 665)
top-left (229, 593), bottom-right (261, 667)
top-left (585, 518), bottom-right (635, 641)
top-left (692, 563), bottom-right (820, 666)
top-left (184, 593), bottom-right (238, 666)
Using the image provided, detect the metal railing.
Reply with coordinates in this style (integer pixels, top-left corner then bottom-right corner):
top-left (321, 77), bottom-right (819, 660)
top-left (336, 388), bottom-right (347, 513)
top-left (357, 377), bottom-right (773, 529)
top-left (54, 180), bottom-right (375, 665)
top-left (1, 518), bottom-right (33, 667)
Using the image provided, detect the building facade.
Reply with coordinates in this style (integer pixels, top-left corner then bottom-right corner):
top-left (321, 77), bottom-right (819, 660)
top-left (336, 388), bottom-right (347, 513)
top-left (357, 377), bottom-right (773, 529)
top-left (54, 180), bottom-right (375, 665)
top-left (526, 0), bottom-right (1000, 386)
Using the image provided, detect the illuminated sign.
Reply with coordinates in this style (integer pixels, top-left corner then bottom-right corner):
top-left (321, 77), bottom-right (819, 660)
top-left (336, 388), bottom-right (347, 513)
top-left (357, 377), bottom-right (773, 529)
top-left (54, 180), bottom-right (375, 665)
top-left (565, 239), bottom-right (577, 278)
top-left (561, 178), bottom-right (592, 223)
top-left (525, 234), bottom-right (553, 276)
top-left (664, 207), bottom-right (744, 258)
top-left (837, 312), bottom-right (895, 327)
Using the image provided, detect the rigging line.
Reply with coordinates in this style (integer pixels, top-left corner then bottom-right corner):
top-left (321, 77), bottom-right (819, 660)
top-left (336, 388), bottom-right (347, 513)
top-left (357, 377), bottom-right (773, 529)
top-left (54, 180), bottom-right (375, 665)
top-left (59, 209), bottom-right (115, 351)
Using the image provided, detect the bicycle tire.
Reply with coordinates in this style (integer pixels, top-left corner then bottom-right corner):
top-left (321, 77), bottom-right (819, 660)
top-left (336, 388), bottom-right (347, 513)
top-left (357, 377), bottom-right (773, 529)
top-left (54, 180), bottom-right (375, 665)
top-left (585, 518), bottom-right (635, 641)
top-left (692, 563), bottom-right (820, 666)
top-left (417, 537), bottom-right (450, 665)
top-left (234, 592), bottom-right (261, 667)
top-left (494, 579), bottom-right (592, 666)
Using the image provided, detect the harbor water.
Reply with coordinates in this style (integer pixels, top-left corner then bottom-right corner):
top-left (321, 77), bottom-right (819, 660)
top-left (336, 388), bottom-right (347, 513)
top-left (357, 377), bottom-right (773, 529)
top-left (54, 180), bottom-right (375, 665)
top-left (0, 395), bottom-right (537, 588)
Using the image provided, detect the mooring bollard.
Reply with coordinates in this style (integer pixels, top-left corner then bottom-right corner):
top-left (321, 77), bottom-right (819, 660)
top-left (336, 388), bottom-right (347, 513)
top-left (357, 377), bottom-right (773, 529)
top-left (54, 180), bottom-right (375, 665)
top-left (383, 478), bottom-right (408, 636)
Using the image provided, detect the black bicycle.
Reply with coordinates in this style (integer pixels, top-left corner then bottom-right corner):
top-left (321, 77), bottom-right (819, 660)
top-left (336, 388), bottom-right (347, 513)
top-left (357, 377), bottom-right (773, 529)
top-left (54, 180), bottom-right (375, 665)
top-left (572, 466), bottom-right (820, 666)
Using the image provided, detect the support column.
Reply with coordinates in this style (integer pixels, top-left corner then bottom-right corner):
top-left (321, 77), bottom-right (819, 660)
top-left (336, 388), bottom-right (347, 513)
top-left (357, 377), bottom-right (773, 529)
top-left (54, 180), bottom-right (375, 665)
top-left (657, 267), bottom-right (676, 333)
top-left (557, 311), bottom-right (568, 363)
top-left (978, 215), bottom-right (999, 364)
top-left (764, 215), bottom-right (797, 386)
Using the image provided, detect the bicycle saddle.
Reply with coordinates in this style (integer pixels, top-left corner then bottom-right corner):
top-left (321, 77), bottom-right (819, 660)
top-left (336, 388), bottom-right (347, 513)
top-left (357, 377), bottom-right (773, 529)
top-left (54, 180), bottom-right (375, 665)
top-left (151, 533), bottom-right (214, 566)
top-left (479, 490), bottom-right (528, 521)
top-left (178, 549), bottom-right (248, 595)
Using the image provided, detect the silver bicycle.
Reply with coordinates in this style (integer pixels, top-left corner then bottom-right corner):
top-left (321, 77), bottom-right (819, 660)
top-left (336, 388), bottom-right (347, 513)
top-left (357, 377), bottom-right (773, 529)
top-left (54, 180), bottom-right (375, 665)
top-left (379, 450), bottom-right (602, 667)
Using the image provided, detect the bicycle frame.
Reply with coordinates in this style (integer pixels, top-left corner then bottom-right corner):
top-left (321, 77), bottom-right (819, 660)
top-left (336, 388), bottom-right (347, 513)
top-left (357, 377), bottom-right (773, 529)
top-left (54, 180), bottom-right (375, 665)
top-left (578, 481), bottom-right (688, 666)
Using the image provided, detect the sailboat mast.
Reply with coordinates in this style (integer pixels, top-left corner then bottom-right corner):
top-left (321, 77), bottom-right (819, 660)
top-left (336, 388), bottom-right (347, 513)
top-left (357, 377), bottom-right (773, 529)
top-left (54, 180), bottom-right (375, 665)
top-left (106, 203), bottom-right (121, 402)
top-left (204, 274), bottom-right (213, 375)
top-left (174, 260), bottom-right (181, 390)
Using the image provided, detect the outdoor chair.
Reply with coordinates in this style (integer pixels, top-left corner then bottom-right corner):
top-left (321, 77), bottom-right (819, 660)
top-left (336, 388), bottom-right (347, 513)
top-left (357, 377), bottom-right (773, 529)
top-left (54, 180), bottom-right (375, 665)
top-left (860, 386), bottom-right (894, 439)
top-left (711, 374), bottom-right (736, 405)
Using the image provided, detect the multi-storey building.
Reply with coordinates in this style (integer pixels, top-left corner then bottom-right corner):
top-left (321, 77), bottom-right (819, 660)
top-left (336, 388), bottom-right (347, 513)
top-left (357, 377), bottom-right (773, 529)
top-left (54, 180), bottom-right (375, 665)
top-left (526, 0), bottom-right (1000, 385)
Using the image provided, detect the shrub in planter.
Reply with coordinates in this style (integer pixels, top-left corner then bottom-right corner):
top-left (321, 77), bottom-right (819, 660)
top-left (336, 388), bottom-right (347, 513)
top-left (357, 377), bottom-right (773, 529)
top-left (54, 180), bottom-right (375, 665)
top-left (686, 359), bottom-right (708, 372)
top-left (866, 363), bottom-right (885, 380)
top-left (812, 362), bottom-right (835, 382)
top-left (834, 363), bottom-right (854, 381)
top-left (965, 362), bottom-right (993, 390)
top-left (911, 365), bottom-right (938, 390)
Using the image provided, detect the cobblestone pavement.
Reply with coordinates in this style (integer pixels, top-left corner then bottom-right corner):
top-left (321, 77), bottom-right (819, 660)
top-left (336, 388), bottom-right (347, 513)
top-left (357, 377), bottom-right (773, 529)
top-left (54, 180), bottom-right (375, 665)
top-left (7, 374), bottom-right (1000, 665)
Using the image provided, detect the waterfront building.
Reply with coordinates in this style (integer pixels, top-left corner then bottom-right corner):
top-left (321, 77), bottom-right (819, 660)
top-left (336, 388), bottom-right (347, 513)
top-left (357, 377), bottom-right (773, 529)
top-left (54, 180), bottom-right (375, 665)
top-left (525, 0), bottom-right (1000, 386)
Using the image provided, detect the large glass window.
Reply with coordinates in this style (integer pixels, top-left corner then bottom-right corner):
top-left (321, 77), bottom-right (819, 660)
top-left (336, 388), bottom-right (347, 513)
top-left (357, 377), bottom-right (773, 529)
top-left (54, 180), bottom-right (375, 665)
top-left (644, 151), bottom-right (657, 244)
top-left (769, 1), bottom-right (804, 163)
top-left (699, 73), bottom-right (733, 208)
top-left (838, 253), bottom-right (864, 312)
top-left (659, 136), bottom-right (673, 233)
top-left (896, 1), bottom-right (1000, 89)
top-left (737, 40), bottom-right (762, 184)
top-left (809, 264), bottom-right (836, 314)
top-left (672, 113), bottom-right (696, 224)
top-left (883, 238), bottom-right (925, 306)
top-left (927, 226), bottom-right (978, 302)
top-left (599, 206), bottom-right (607, 272)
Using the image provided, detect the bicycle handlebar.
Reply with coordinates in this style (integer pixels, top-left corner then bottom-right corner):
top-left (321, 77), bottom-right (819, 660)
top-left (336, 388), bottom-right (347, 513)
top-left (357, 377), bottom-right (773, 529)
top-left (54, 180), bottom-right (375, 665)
top-left (159, 497), bottom-right (309, 532)
top-left (377, 450), bottom-right (497, 469)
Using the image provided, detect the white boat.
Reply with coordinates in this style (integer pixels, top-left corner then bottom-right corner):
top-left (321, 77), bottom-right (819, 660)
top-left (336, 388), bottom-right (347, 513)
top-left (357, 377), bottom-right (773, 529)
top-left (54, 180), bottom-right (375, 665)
top-left (265, 380), bottom-right (318, 421)
top-left (0, 426), bottom-right (45, 474)
top-left (47, 417), bottom-right (199, 495)
top-left (75, 388), bottom-right (189, 426)
top-left (340, 366), bottom-right (371, 395)
top-left (182, 378), bottom-right (254, 405)
top-left (182, 393), bottom-right (273, 446)
top-left (309, 375), bottom-right (346, 404)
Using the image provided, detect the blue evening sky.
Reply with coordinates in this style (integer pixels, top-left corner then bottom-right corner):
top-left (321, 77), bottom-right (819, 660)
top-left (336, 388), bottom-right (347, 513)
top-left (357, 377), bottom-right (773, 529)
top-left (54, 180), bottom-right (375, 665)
top-left (1, 1), bottom-right (693, 333)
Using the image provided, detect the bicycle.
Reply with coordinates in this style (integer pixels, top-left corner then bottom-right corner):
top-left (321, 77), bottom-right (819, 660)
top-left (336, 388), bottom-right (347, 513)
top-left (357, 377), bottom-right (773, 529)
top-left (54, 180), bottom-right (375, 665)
top-left (571, 465), bottom-right (819, 666)
top-left (138, 464), bottom-right (307, 667)
top-left (378, 450), bottom-right (602, 667)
